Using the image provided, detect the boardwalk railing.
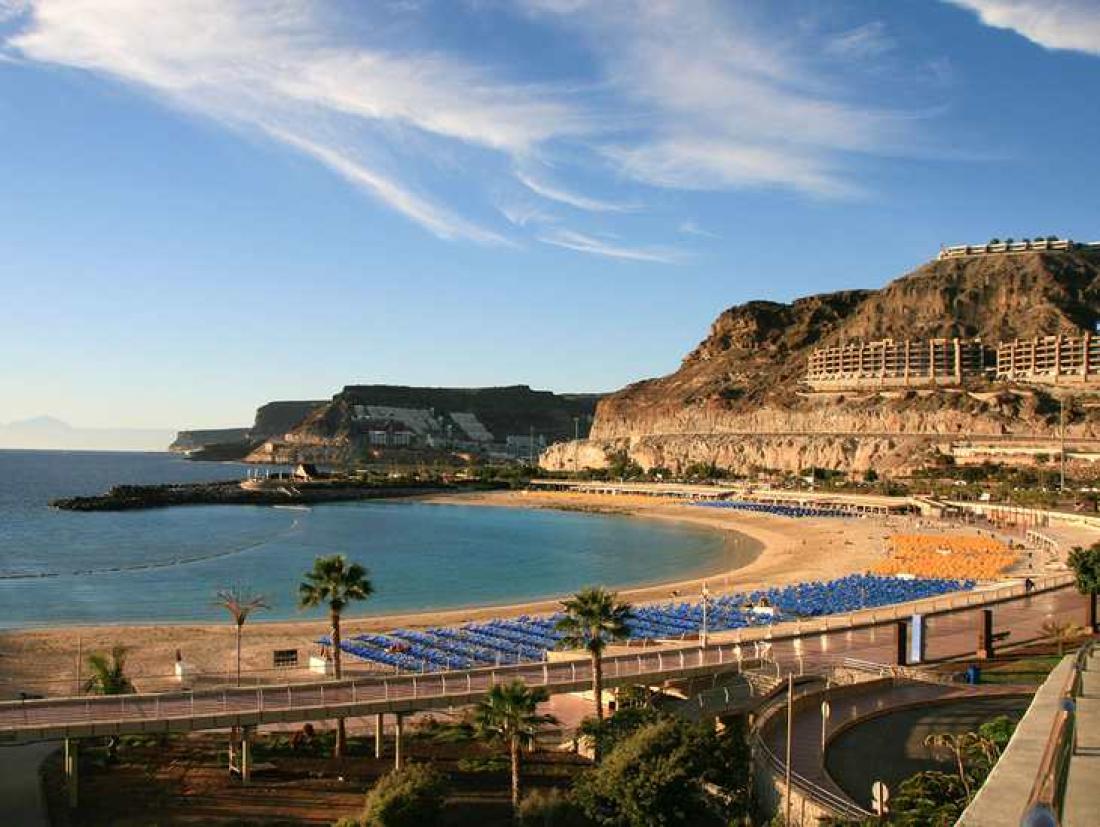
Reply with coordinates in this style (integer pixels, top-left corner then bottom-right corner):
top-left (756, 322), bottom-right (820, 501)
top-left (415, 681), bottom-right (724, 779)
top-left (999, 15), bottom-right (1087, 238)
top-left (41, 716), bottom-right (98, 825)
top-left (1022, 639), bottom-right (1097, 824)
top-left (0, 573), bottom-right (1078, 742)
top-left (752, 679), bottom-right (874, 821)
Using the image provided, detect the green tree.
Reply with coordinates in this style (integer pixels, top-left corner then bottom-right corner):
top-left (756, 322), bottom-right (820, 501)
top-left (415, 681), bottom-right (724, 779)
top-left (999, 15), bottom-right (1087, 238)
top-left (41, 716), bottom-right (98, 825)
top-left (555, 587), bottom-right (633, 761)
top-left (517, 789), bottom-right (592, 827)
top-left (360, 762), bottom-right (450, 827)
top-left (84, 645), bottom-right (135, 695)
top-left (473, 680), bottom-right (556, 809)
top-left (572, 718), bottom-right (732, 826)
top-left (1068, 543), bottom-right (1100, 631)
top-left (891, 717), bottom-right (1019, 825)
top-left (577, 704), bottom-right (661, 758)
top-left (298, 554), bottom-right (374, 757)
top-left (891, 770), bottom-right (969, 826)
top-left (215, 586), bottom-right (269, 687)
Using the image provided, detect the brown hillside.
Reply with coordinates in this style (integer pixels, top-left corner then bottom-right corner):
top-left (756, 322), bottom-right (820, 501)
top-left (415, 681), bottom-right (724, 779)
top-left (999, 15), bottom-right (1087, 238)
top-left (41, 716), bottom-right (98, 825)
top-left (595, 249), bottom-right (1100, 432)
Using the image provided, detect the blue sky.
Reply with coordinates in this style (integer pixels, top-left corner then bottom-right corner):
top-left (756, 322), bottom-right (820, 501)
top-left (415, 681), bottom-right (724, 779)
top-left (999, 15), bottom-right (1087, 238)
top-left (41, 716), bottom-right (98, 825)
top-left (1, 0), bottom-right (1099, 431)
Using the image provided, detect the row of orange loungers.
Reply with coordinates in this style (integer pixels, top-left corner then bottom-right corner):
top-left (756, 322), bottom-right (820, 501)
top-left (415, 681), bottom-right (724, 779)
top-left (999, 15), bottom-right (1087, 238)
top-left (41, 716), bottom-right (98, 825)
top-left (872, 533), bottom-right (1016, 580)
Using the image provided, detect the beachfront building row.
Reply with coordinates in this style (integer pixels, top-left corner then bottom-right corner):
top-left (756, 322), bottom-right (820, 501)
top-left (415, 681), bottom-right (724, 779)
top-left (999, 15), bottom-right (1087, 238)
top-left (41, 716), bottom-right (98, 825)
top-left (806, 334), bottom-right (1100, 390)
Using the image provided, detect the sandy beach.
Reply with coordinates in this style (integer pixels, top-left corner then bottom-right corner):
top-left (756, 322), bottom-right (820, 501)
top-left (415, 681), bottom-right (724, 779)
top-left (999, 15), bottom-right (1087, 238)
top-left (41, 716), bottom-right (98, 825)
top-left (0, 489), bottom-right (940, 697)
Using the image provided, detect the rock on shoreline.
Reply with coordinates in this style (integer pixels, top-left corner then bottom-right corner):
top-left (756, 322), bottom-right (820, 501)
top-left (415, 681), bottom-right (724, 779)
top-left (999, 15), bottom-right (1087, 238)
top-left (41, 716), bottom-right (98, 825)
top-left (51, 481), bottom-right (467, 512)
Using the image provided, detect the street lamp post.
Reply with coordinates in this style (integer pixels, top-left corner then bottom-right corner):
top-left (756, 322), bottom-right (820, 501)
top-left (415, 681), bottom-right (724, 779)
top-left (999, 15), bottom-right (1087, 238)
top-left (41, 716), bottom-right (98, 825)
top-left (701, 581), bottom-right (709, 648)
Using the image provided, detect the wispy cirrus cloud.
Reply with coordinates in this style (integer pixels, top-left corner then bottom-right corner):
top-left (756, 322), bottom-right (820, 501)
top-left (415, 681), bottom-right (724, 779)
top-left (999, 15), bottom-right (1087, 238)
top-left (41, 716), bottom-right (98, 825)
top-left (3, 0), bottom-right (580, 243)
top-left (1, 0), bottom-right (948, 259)
top-left (538, 228), bottom-right (683, 263)
top-left (824, 21), bottom-right (895, 60)
top-left (945, 1), bottom-right (1100, 56)
top-left (520, 0), bottom-right (913, 200)
top-left (516, 169), bottom-right (636, 213)
top-left (678, 220), bottom-right (718, 239)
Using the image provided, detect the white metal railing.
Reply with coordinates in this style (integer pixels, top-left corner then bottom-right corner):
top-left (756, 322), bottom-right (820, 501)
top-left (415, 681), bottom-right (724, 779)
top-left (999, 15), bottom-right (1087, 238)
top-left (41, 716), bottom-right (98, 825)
top-left (0, 572), bottom-right (1077, 738)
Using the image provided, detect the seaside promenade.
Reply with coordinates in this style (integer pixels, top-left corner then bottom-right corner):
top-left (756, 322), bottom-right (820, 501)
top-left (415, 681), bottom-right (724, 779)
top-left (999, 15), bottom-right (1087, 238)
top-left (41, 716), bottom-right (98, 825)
top-left (0, 575), bottom-right (1084, 745)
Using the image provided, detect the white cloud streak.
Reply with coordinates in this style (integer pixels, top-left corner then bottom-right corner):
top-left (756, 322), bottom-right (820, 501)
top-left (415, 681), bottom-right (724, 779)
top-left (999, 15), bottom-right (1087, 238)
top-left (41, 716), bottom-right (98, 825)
top-left (946, 1), bottom-right (1100, 56)
top-left (4, 0), bottom-right (579, 242)
top-left (516, 170), bottom-right (635, 212)
top-left (538, 228), bottom-right (683, 263)
top-left (2, 0), bottom-right (947, 257)
top-left (520, 0), bottom-right (910, 198)
top-left (270, 129), bottom-right (510, 245)
top-left (824, 21), bottom-right (894, 60)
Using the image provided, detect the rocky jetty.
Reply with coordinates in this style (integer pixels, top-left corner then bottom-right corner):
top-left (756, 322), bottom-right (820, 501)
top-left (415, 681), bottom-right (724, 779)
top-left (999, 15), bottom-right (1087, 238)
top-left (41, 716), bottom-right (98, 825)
top-left (52, 480), bottom-right (464, 512)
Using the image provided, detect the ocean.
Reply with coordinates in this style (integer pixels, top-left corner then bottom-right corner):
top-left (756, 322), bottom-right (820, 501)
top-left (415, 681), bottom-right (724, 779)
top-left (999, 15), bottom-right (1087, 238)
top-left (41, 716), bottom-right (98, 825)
top-left (0, 450), bottom-right (746, 628)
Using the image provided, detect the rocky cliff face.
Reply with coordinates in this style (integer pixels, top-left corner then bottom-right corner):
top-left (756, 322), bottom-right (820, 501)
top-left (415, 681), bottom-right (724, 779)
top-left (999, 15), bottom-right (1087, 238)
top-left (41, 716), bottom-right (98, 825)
top-left (250, 385), bottom-right (603, 464)
top-left (252, 401), bottom-right (326, 439)
top-left (544, 249), bottom-right (1100, 475)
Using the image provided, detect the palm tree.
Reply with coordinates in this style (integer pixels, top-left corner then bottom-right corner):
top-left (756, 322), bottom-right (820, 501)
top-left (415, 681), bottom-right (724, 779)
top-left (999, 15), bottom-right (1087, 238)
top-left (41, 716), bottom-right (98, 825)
top-left (554, 586), bottom-right (633, 762)
top-left (298, 554), bottom-right (373, 757)
top-left (84, 644), bottom-right (134, 763)
top-left (215, 586), bottom-right (270, 687)
top-left (1040, 617), bottom-right (1086, 657)
top-left (84, 645), bottom-right (135, 695)
top-left (1068, 543), bottom-right (1100, 632)
top-left (925, 732), bottom-right (972, 799)
top-left (473, 680), bottom-right (555, 810)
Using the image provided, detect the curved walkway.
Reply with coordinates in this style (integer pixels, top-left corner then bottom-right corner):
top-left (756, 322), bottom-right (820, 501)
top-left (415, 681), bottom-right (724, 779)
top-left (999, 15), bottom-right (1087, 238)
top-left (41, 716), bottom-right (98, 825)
top-left (759, 680), bottom-right (1027, 818)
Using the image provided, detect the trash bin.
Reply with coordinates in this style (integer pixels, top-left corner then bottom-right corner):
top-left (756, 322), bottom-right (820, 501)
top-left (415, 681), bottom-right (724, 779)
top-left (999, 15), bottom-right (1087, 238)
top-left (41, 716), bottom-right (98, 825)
top-left (965, 665), bottom-right (981, 685)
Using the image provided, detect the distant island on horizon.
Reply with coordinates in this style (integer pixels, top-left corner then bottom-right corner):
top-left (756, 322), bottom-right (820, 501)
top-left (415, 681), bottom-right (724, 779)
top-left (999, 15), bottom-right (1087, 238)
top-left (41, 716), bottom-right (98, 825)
top-left (0, 416), bottom-right (178, 453)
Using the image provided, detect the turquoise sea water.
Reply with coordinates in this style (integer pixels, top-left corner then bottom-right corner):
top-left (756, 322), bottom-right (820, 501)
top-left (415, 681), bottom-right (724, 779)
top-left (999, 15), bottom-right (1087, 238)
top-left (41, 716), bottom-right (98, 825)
top-left (0, 450), bottom-right (750, 628)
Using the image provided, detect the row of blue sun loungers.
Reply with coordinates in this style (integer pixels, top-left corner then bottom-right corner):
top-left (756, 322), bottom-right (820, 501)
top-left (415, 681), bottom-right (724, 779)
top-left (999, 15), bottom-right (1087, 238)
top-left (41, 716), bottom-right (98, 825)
top-left (329, 574), bottom-right (972, 673)
top-left (692, 500), bottom-right (852, 518)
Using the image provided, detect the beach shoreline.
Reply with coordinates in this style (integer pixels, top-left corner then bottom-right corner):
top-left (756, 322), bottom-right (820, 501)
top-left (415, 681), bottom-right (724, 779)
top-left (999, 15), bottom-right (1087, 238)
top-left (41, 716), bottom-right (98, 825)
top-left (0, 488), bottom-right (905, 696)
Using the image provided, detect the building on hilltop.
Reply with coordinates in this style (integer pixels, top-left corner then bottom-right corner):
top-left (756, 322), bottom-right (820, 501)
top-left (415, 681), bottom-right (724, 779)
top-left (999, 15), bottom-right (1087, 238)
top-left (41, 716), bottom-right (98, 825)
top-left (937, 237), bottom-right (1099, 260)
top-left (805, 338), bottom-right (988, 391)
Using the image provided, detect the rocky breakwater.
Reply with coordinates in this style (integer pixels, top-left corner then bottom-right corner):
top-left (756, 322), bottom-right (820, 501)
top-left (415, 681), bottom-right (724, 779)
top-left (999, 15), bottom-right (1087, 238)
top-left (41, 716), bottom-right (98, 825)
top-left (52, 480), bottom-right (462, 512)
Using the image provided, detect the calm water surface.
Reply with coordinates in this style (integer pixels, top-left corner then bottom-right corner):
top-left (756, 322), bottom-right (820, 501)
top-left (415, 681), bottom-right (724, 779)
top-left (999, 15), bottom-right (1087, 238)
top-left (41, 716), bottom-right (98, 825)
top-left (0, 450), bottom-right (753, 628)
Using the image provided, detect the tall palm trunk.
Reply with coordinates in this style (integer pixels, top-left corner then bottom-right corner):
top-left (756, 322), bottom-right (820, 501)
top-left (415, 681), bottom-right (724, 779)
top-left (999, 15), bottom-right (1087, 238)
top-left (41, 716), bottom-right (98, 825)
top-left (510, 734), bottom-right (521, 809)
top-left (235, 623), bottom-right (243, 687)
top-left (592, 651), bottom-right (604, 763)
top-left (332, 610), bottom-right (346, 758)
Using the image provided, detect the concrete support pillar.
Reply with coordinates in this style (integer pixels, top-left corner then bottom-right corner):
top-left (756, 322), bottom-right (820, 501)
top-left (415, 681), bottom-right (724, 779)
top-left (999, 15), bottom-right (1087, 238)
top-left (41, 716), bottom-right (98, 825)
top-left (64, 738), bottom-right (78, 809)
top-left (978, 608), bottom-right (994, 660)
top-left (894, 619), bottom-right (909, 666)
top-left (394, 713), bottom-right (404, 770)
top-left (375, 712), bottom-right (384, 758)
top-left (241, 727), bottom-right (252, 785)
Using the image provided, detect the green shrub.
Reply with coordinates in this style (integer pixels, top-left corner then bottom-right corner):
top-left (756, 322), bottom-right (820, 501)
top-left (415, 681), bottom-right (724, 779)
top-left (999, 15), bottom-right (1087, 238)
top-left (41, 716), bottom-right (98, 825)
top-left (573, 719), bottom-right (735, 826)
top-left (517, 788), bottom-right (592, 827)
top-left (361, 763), bottom-right (450, 827)
top-left (456, 755), bottom-right (509, 773)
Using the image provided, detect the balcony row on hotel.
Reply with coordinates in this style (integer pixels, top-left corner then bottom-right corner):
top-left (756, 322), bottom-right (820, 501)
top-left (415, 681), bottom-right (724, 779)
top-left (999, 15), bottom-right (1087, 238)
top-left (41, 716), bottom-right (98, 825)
top-left (805, 334), bottom-right (1100, 391)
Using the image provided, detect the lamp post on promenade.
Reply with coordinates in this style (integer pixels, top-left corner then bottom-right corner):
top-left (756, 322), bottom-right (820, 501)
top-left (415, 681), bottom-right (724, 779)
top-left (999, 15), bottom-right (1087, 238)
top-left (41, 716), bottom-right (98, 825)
top-left (701, 581), bottom-right (709, 648)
